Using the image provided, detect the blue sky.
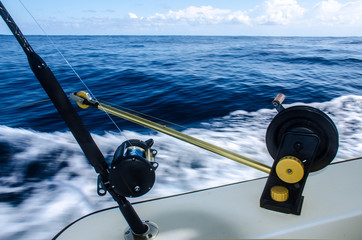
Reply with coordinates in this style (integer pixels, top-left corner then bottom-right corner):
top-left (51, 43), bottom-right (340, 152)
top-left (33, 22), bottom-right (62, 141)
top-left (1, 0), bottom-right (361, 36)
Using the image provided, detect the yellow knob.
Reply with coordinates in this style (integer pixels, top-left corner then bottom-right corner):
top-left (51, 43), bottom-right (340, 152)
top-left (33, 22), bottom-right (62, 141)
top-left (76, 91), bottom-right (91, 109)
top-left (276, 156), bottom-right (304, 184)
top-left (270, 186), bottom-right (289, 202)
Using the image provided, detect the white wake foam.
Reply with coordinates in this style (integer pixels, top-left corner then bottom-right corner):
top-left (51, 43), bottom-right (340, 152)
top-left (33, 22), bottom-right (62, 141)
top-left (0, 94), bottom-right (361, 239)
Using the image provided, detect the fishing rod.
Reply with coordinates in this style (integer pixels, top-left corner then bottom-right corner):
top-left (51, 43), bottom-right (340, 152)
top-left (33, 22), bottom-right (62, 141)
top-left (0, 1), bottom-right (155, 237)
top-left (71, 91), bottom-right (272, 174)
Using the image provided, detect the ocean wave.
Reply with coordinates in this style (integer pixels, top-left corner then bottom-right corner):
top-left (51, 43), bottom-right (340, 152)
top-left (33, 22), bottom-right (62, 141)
top-left (278, 56), bottom-right (362, 66)
top-left (1, 94), bottom-right (362, 239)
top-left (128, 44), bottom-right (145, 48)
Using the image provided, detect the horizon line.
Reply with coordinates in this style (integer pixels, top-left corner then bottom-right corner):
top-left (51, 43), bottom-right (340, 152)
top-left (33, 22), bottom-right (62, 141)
top-left (1, 34), bottom-right (362, 38)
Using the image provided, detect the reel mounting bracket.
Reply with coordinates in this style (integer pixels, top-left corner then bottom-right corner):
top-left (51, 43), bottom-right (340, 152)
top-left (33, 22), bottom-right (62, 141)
top-left (260, 94), bottom-right (338, 215)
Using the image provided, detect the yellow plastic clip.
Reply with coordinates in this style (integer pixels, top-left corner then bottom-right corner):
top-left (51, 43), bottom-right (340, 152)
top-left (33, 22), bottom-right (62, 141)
top-left (76, 91), bottom-right (91, 109)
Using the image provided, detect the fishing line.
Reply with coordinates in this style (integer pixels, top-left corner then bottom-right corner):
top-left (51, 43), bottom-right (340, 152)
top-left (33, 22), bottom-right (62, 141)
top-left (18, 0), bottom-right (129, 140)
top-left (99, 99), bottom-right (188, 130)
top-left (0, 98), bottom-right (50, 110)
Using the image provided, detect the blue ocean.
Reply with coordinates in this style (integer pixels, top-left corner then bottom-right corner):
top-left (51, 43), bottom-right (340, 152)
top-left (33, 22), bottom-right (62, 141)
top-left (0, 35), bottom-right (361, 239)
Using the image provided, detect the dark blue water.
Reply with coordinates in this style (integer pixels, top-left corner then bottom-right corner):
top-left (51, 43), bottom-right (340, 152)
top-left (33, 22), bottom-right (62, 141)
top-left (1, 36), bottom-right (361, 132)
top-left (0, 35), bottom-right (361, 240)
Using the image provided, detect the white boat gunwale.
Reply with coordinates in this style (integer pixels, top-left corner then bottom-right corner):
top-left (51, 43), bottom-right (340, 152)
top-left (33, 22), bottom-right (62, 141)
top-left (53, 157), bottom-right (362, 239)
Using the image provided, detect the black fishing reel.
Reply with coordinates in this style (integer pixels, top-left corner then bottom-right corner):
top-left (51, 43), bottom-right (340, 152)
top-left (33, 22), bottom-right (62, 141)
top-left (109, 139), bottom-right (158, 198)
top-left (260, 94), bottom-right (338, 215)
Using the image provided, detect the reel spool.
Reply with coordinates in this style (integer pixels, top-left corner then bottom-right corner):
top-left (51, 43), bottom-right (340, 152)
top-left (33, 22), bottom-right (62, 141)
top-left (266, 105), bottom-right (339, 172)
top-left (109, 139), bottom-right (158, 198)
top-left (260, 94), bottom-right (339, 215)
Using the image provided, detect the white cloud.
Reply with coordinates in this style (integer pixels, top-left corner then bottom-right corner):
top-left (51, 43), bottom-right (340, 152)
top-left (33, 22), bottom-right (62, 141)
top-left (227, 11), bottom-right (252, 25)
top-left (120, 0), bottom-right (361, 35)
top-left (314, 0), bottom-right (362, 25)
top-left (127, 1), bottom-right (362, 28)
top-left (128, 13), bottom-right (138, 19)
top-left (148, 6), bottom-right (230, 23)
top-left (127, 1), bottom-right (307, 27)
top-left (319, 0), bottom-right (342, 12)
top-left (3, 0), bottom-right (360, 35)
top-left (255, 0), bottom-right (306, 25)
top-left (129, 6), bottom-right (250, 25)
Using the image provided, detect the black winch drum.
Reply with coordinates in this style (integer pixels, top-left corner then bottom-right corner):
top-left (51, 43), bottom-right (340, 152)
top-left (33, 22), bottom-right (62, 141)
top-left (266, 105), bottom-right (339, 172)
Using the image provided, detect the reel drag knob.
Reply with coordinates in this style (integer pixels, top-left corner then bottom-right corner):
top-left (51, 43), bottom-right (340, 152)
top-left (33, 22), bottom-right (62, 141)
top-left (270, 186), bottom-right (289, 202)
top-left (276, 156), bottom-right (304, 184)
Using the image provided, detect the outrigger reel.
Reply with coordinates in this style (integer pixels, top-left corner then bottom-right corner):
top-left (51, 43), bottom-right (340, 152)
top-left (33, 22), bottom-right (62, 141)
top-left (260, 94), bottom-right (339, 215)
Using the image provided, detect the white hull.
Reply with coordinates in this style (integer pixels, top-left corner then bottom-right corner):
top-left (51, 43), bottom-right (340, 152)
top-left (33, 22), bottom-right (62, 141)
top-left (54, 159), bottom-right (362, 239)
